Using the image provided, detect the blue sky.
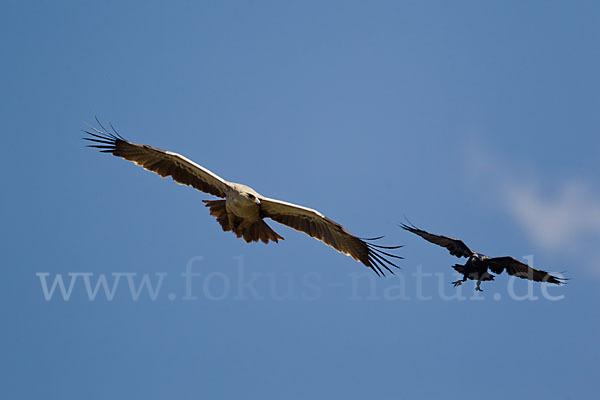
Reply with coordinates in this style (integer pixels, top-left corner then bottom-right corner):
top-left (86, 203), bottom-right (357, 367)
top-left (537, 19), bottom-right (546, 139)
top-left (2, 1), bottom-right (599, 399)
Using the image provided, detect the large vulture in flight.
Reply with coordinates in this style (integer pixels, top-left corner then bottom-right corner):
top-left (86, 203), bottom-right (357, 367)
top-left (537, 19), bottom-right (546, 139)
top-left (84, 121), bottom-right (401, 276)
top-left (400, 223), bottom-right (566, 291)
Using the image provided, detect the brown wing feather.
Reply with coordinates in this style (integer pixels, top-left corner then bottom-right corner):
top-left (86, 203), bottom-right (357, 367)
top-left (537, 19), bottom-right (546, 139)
top-left (400, 223), bottom-right (473, 258)
top-left (260, 198), bottom-right (402, 276)
top-left (487, 256), bottom-right (566, 284)
top-left (83, 121), bottom-right (230, 198)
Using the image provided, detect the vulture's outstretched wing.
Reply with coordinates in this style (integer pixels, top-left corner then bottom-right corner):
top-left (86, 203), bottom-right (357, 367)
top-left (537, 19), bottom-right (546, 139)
top-left (487, 257), bottom-right (567, 285)
top-left (83, 121), bottom-right (231, 198)
top-left (259, 198), bottom-right (402, 276)
top-left (400, 223), bottom-right (473, 258)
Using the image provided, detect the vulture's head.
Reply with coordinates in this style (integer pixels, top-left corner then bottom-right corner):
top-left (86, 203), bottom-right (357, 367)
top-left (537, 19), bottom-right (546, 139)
top-left (244, 192), bottom-right (261, 206)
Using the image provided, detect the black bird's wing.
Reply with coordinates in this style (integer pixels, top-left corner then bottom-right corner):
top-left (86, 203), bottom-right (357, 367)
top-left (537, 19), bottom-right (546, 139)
top-left (487, 256), bottom-right (567, 285)
top-left (400, 223), bottom-right (473, 258)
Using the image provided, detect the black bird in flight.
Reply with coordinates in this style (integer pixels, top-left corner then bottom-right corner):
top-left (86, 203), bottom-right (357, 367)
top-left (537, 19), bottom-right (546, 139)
top-left (83, 120), bottom-right (402, 276)
top-left (400, 223), bottom-right (567, 291)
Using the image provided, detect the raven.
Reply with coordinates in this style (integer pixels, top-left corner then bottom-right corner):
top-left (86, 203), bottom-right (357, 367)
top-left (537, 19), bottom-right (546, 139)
top-left (400, 223), bottom-right (566, 291)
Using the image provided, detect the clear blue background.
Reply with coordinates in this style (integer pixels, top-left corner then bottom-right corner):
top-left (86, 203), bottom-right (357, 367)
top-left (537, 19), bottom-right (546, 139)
top-left (2, 1), bottom-right (599, 399)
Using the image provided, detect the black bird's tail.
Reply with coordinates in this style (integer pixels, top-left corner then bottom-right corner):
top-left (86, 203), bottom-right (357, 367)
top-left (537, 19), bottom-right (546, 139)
top-left (452, 264), bottom-right (495, 281)
top-left (452, 264), bottom-right (465, 274)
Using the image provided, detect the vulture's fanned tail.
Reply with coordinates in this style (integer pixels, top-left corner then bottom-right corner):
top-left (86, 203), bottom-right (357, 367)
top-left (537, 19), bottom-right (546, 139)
top-left (202, 200), bottom-right (284, 244)
top-left (239, 220), bottom-right (284, 244)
